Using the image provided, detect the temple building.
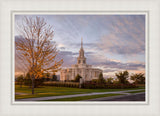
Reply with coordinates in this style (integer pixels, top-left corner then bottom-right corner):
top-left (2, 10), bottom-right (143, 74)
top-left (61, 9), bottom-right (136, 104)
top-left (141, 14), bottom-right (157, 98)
top-left (60, 38), bottom-right (103, 82)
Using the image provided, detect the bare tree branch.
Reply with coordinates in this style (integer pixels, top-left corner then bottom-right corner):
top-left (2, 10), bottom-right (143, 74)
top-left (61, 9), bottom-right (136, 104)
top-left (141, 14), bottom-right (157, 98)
top-left (15, 16), bottom-right (63, 94)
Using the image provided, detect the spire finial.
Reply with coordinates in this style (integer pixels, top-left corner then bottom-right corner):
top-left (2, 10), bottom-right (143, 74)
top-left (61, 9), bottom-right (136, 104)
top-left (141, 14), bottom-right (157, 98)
top-left (81, 37), bottom-right (83, 48)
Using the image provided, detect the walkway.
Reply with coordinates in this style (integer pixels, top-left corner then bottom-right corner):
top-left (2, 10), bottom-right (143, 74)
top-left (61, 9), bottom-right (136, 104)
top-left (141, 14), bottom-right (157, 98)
top-left (16, 89), bottom-right (144, 101)
top-left (15, 92), bottom-right (28, 95)
top-left (83, 92), bottom-right (145, 101)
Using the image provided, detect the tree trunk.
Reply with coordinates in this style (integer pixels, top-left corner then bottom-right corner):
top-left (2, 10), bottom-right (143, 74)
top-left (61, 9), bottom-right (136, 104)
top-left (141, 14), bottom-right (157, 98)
top-left (32, 76), bottom-right (35, 94)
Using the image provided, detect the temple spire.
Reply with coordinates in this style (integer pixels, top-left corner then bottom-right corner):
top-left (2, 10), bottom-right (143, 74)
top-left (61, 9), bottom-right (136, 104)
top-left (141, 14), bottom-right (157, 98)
top-left (77, 37), bottom-right (86, 64)
top-left (81, 37), bottom-right (83, 49)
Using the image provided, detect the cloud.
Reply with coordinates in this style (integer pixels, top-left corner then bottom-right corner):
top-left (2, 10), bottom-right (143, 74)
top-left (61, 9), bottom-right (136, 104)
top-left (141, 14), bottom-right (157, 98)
top-left (56, 49), bottom-right (145, 78)
top-left (98, 33), bottom-right (145, 55)
top-left (97, 15), bottom-right (145, 55)
top-left (59, 47), bottom-right (65, 50)
top-left (57, 50), bottom-right (96, 67)
top-left (56, 51), bottom-right (77, 67)
top-left (15, 15), bottom-right (145, 77)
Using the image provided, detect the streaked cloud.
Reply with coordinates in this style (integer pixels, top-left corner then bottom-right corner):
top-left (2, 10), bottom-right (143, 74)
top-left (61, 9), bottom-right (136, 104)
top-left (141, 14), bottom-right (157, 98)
top-left (15, 15), bottom-right (145, 77)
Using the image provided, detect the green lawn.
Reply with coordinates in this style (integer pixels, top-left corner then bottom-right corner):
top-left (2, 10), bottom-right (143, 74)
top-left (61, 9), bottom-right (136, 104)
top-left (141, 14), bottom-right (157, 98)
top-left (44, 94), bottom-right (123, 101)
top-left (15, 85), bottom-right (145, 99)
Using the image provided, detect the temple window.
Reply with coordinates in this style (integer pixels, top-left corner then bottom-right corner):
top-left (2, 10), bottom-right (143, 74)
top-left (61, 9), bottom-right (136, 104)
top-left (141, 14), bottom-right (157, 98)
top-left (83, 60), bottom-right (85, 63)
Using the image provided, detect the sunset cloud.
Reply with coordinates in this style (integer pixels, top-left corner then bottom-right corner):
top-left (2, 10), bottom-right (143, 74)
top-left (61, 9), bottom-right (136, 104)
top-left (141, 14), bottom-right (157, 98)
top-left (15, 15), bottom-right (145, 77)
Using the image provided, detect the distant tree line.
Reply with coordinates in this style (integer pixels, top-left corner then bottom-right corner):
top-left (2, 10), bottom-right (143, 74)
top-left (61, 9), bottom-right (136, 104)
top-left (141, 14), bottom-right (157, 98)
top-left (16, 72), bottom-right (58, 88)
top-left (79, 71), bottom-right (145, 89)
top-left (16, 70), bottom-right (145, 89)
top-left (112, 70), bottom-right (145, 84)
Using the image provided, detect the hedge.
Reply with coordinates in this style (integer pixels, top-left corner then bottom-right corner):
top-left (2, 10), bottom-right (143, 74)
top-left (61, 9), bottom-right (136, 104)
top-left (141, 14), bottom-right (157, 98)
top-left (82, 81), bottom-right (137, 89)
top-left (43, 81), bottom-right (79, 88)
top-left (42, 81), bottom-right (137, 89)
top-left (82, 83), bottom-right (137, 89)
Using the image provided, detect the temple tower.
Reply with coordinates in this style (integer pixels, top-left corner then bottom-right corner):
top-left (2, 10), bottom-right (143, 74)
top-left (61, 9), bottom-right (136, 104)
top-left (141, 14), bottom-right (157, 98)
top-left (77, 38), bottom-right (86, 65)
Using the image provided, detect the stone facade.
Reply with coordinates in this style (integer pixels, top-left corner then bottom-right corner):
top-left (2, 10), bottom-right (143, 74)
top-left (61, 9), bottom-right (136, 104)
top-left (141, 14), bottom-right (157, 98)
top-left (60, 38), bottom-right (102, 82)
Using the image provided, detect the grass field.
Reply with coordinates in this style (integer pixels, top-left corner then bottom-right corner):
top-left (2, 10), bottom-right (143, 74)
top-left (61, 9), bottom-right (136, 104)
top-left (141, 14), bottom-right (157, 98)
top-left (15, 85), bottom-right (145, 99)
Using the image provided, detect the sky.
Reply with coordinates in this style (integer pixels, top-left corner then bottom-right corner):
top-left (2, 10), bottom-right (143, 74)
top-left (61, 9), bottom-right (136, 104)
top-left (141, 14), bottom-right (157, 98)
top-left (15, 15), bottom-right (145, 78)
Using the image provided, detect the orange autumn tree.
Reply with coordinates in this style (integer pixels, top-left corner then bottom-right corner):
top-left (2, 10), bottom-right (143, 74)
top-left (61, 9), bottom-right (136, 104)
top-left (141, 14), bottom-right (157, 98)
top-left (15, 16), bottom-right (63, 94)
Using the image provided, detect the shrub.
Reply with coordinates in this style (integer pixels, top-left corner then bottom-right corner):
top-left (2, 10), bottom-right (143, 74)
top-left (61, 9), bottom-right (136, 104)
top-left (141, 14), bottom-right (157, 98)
top-left (82, 81), bottom-right (137, 89)
top-left (43, 81), bottom-right (79, 88)
top-left (106, 77), bottom-right (113, 84)
top-left (98, 73), bottom-right (106, 84)
top-left (43, 81), bottom-right (137, 89)
top-left (35, 78), bottom-right (45, 88)
top-left (24, 79), bottom-right (32, 87)
top-left (74, 74), bottom-right (82, 82)
top-left (105, 83), bottom-right (137, 89)
top-left (52, 74), bottom-right (57, 81)
top-left (16, 75), bottom-right (24, 88)
top-left (24, 78), bottom-right (44, 88)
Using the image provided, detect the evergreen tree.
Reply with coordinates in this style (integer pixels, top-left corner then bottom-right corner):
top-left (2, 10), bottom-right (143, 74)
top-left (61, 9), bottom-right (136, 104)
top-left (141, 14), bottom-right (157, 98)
top-left (16, 75), bottom-right (24, 88)
top-left (130, 73), bottom-right (145, 84)
top-left (115, 70), bottom-right (129, 84)
top-left (52, 74), bottom-right (57, 81)
top-left (74, 74), bottom-right (82, 82)
top-left (106, 77), bottom-right (113, 84)
top-left (98, 73), bottom-right (106, 84)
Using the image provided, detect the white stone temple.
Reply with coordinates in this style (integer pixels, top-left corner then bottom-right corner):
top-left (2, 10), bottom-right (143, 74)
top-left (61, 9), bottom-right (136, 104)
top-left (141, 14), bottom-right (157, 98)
top-left (60, 38), bottom-right (102, 82)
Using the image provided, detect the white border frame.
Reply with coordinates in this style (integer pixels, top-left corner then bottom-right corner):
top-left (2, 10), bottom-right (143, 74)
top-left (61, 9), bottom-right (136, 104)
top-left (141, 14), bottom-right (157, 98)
top-left (11, 11), bottom-right (149, 105)
top-left (1, 0), bottom-right (160, 116)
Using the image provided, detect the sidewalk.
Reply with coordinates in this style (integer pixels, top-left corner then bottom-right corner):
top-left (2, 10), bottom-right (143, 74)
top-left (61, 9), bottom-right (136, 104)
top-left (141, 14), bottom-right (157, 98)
top-left (16, 89), bottom-right (144, 101)
top-left (83, 92), bottom-right (145, 101)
